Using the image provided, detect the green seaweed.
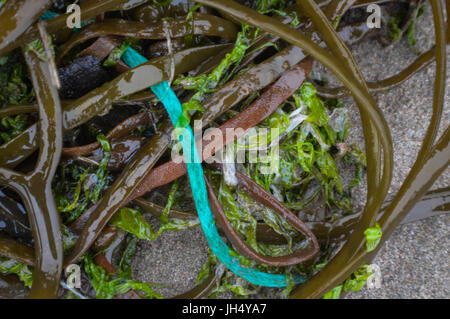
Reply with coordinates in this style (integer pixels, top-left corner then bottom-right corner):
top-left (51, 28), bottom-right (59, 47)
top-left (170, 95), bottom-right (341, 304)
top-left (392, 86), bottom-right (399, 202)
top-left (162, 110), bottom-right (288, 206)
top-left (54, 134), bottom-right (112, 223)
top-left (62, 224), bottom-right (78, 252)
top-left (322, 264), bottom-right (374, 299)
top-left (255, 0), bottom-right (286, 14)
top-left (212, 269), bottom-right (258, 299)
top-left (0, 114), bottom-right (28, 144)
top-left (388, 17), bottom-right (403, 41)
top-left (322, 285), bottom-right (342, 299)
top-left (82, 254), bottom-right (163, 299)
top-left (0, 50), bottom-right (34, 144)
top-left (0, 257), bottom-right (33, 288)
top-left (25, 37), bottom-right (55, 62)
top-left (104, 38), bottom-right (142, 67)
top-left (406, 4), bottom-right (426, 54)
top-left (196, 249), bottom-right (218, 284)
top-left (244, 82), bottom-right (360, 212)
top-left (364, 222), bottom-right (382, 252)
top-left (389, 4), bottom-right (426, 54)
top-left (184, 3), bottom-right (202, 47)
top-left (119, 234), bottom-right (139, 280)
top-left (174, 24), bottom-right (252, 128)
top-left (160, 180), bottom-right (179, 224)
top-left (111, 207), bottom-right (199, 241)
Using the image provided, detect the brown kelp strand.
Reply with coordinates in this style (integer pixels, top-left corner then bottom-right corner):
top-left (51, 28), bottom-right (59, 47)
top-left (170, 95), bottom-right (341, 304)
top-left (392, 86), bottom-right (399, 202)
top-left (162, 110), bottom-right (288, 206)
top-left (413, 0), bottom-right (447, 163)
top-left (57, 13), bottom-right (239, 61)
top-left (91, 226), bottom-right (119, 253)
top-left (173, 268), bottom-right (224, 299)
top-left (0, 46), bottom-right (64, 299)
top-left (0, 0), bottom-right (447, 299)
top-left (74, 0), bottom-right (357, 226)
top-left (62, 111), bottom-right (151, 157)
top-left (78, 36), bottom-right (123, 62)
top-left (205, 171), bottom-right (320, 267)
top-left (316, 46), bottom-right (438, 98)
top-left (0, 0), bottom-right (54, 56)
top-left (400, 187), bottom-right (450, 224)
top-left (198, 47), bottom-right (305, 126)
top-left (93, 250), bottom-right (220, 299)
top-left (0, 44), bottom-right (228, 169)
top-left (93, 253), bottom-right (117, 275)
top-left (69, 49), bottom-right (313, 229)
top-left (447, 0), bottom-right (450, 44)
top-left (0, 233), bottom-right (35, 266)
top-left (297, 0), bottom-right (391, 284)
top-left (62, 45), bottom-right (226, 130)
top-left (292, 127), bottom-right (450, 298)
top-left (129, 57), bottom-right (313, 201)
top-left (148, 1), bottom-right (392, 272)
top-left (192, 0), bottom-right (393, 201)
top-left (195, 0), bottom-right (394, 287)
top-left (64, 121), bottom-right (172, 265)
top-left (0, 273), bottom-right (29, 299)
top-left (0, 190), bottom-right (33, 244)
top-left (132, 0), bottom-right (192, 22)
top-left (0, 104), bottom-right (38, 118)
top-left (351, 0), bottom-right (407, 8)
top-left (290, 0), bottom-right (447, 298)
top-left (67, 56), bottom-right (313, 262)
top-left (133, 197), bottom-right (197, 221)
top-left (132, 186), bottom-right (450, 246)
top-left (0, 125), bottom-right (38, 170)
top-left (336, 21), bottom-right (377, 46)
top-left (101, 136), bottom-right (148, 171)
top-left (0, 0), bottom-right (151, 56)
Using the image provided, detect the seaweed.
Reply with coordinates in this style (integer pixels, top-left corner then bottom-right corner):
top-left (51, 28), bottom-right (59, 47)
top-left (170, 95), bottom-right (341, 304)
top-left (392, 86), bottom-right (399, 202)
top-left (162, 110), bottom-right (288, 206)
top-left (111, 206), bottom-right (199, 241)
top-left (0, 50), bottom-right (34, 144)
top-left (322, 264), bottom-right (374, 299)
top-left (53, 134), bottom-right (112, 224)
top-left (82, 254), bottom-right (162, 299)
top-left (0, 0), bottom-right (447, 299)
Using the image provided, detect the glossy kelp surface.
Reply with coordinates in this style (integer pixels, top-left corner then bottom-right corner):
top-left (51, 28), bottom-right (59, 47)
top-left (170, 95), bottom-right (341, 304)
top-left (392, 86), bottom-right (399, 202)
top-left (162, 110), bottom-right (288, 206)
top-left (0, 0), bottom-right (447, 299)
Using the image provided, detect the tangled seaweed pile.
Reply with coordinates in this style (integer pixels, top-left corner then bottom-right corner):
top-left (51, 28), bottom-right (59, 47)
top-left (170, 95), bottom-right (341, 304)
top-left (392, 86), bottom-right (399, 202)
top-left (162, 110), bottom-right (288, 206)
top-left (0, 0), bottom-right (448, 299)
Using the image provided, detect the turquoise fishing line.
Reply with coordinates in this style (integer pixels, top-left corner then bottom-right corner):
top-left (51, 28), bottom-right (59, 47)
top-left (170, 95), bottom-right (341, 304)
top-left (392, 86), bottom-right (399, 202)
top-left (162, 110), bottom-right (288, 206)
top-left (122, 47), bottom-right (307, 287)
top-left (40, 10), bottom-right (60, 21)
top-left (123, 47), bottom-right (307, 287)
top-left (40, 8), bottom-right (307, 287)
